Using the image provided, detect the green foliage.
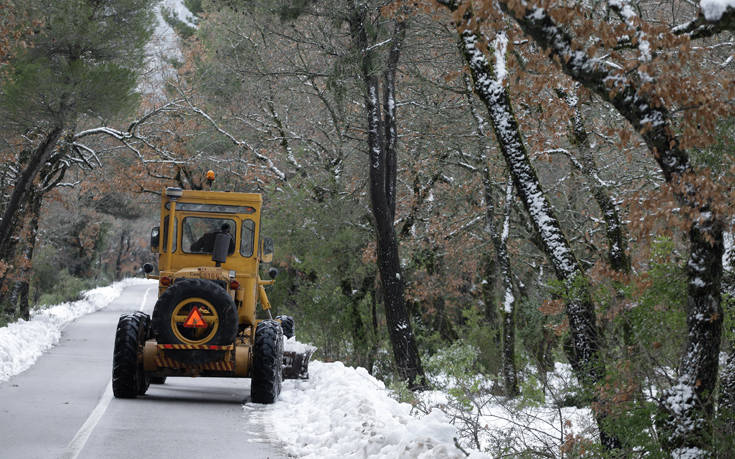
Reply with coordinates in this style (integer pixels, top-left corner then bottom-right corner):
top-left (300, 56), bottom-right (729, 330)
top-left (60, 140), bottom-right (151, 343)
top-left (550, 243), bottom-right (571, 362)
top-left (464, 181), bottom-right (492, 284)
top-left (516, 371), bottom-right (546, 408)
top-left (35, 269), bottom-right (97, 307)
top-left (459, 305), bottom-right (502, 374)
top-left (691, 118), bottom-right (735, 173)
top-left (31, 246), bottom-right (62, 296)
top-left (387, 378), bottom-right (416, 405)
top-left (627, 237), bottom-right (687, 365)
top-left (517, 294), bottom-right (559, 376)
top-left (161, 6), bottom-right (197, 40)
top-left (424, 341), bottom-right (492, 412)
top-left (31, 243), bottom-right (107, 308)
top-left (185, 0), bottom-right (204, 15)
top-left (0, 0), bottom-right (154, 128)
top-left (723, 292), bottom-right (735, 349)
top-left (261, 182), bottom-right (381, 368)
top-left (275, 0), bottom-right (315, 21)
top-left (580, 237), bottom-right (688, 456)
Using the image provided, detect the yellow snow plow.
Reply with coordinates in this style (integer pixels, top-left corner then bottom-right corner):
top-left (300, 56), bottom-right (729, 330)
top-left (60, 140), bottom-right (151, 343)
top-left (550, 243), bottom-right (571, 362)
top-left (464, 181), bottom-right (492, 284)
top-left (112, 179), bottom-right (313, 403)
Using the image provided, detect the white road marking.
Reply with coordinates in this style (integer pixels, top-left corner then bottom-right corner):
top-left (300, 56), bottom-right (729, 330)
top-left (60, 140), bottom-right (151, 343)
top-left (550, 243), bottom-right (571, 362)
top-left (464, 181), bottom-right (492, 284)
top-left (61, 286), bottom-right (154, 459)
top-left (139, 285), bottom-right (153, 313)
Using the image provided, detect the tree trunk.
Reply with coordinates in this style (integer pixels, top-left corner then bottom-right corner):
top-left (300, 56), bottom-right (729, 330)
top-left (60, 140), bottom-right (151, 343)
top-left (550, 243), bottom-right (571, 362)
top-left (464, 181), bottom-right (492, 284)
top-left (15, 188), bottom-right (43, 320)
top-left (0, 126), bottom-right (62, 255)
top-left (557, 86), bottom-right (630, 273)
top-left (659, 219), bottom-right (724, 452)
top-left (499, 179), bottom-right (518, 396)
top-left (114, 228), bottom-right (130, 281)
top-left (0, 127), bottom-right (62, 304)
top-left (719, 351), bottom-right (735, 439)
top-left (466, 71), bottom-right (517, 394)
top-left (350, 7), bottom-right (424, 389)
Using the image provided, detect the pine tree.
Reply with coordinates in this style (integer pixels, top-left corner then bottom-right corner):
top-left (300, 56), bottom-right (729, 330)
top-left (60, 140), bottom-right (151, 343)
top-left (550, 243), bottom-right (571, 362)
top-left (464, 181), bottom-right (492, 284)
top-left (0, 0), bottom-right (155, 316)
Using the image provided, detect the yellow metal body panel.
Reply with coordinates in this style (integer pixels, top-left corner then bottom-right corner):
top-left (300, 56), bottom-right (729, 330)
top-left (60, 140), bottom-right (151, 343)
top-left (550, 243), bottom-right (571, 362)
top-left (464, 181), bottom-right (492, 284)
top-left (155, 189), bottom-right (266, 329)
top-left (141, 339), bottom-right (250, 377)
top-left (234, 343), bottom-right (251, 377)
top-left (143, 340), bottom-right (159, 371)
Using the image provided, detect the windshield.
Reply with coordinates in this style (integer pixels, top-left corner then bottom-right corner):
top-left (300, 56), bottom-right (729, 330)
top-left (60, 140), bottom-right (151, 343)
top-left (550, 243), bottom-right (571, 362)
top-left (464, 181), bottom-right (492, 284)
top-left (181, 217), bottom-right (236, 254)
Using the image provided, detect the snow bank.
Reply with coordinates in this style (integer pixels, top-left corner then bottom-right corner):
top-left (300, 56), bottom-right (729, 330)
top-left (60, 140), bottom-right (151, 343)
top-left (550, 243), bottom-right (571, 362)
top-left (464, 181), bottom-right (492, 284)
top-left (0, 278), bottom-right (154, 382)
top-left (266, 361), bottom-right (485, 458)
top-left (284, 337), bottom-right (317, 354)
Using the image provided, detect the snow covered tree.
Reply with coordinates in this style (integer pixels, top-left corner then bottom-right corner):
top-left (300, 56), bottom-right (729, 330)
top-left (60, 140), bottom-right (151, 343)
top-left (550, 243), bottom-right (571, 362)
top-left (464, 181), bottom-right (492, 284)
top-left (449, 0), bottom-right (735, 454)
top-left (348, 3), bottom-right (426, 389)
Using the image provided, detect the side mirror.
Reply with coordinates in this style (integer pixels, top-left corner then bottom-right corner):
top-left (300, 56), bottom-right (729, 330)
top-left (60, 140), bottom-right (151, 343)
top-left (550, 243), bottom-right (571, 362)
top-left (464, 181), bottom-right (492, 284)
top-left (150, 227), bottom-right (160, 252)
top-left (268, 267), bottom-right (279, 279)
top-left (261, 237), bottom-right (274, 264)
top-left (143, 263), bottom-right (154, 274)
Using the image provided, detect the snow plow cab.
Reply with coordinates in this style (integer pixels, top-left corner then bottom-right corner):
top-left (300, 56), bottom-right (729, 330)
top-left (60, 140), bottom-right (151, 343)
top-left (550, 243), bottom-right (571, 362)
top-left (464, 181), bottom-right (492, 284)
top-left (111, 185), bottom-right (313, 403)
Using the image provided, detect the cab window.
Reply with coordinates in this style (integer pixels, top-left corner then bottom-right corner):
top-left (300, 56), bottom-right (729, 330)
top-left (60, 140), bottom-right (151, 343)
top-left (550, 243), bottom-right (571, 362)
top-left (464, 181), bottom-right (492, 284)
top-left (240, 220), bottom-right (255, 257)
top-left (161, 216), bottom-right (178, 252)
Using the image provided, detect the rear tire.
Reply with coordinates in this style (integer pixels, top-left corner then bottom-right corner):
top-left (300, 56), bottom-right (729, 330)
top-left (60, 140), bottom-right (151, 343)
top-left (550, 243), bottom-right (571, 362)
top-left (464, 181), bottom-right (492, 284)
top-left (276, 315), bottom-right (295, 339)
top-left (152, 279), bottom-right (237, 364)
top-left (251, 320), bottom-right (284, 404)
top-left (112, 312), bottom-right (150, 398)
top-left (132, 312), bottom-right (151, 395)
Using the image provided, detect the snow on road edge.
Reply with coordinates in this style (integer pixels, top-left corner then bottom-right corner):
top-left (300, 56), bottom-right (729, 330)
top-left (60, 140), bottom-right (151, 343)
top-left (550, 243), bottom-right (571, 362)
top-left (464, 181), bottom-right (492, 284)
top-left (0, 278), bottom-right (156, 382)
top-left (266, 360), bottom-right (488, 459)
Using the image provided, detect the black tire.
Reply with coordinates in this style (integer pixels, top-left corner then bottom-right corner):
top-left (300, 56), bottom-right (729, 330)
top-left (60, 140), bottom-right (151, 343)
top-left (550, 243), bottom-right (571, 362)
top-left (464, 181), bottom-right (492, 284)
top-left (251, 320), bottom-right (284, 404)
top-left (112, 312), bottom-right (149, 398)
top-left (132, 312), bottom-right (151, 395)
top-left (276, 315), bottom-right (295, 339)
top-left (152, 278), bottom-right (237, 364)
top-left (149, 376), bottom-right (167, 384)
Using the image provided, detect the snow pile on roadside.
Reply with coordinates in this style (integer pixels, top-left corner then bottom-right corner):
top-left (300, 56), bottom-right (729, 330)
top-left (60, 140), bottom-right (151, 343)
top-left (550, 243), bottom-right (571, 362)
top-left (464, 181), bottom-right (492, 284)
top-left (283, 336), bottom-right (316, 354)
top-left (268, 361), bottom-right (487, 458)
top-left (0, 278), bottom-right (155, 382)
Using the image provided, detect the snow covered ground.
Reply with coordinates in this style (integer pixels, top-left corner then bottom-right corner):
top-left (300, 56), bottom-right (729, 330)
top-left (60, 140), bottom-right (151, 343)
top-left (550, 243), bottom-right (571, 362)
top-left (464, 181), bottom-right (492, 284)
top-left (264, 360), bottom-right (485, 459)
top-left (263, 358), bottom-right (594, 458)
top-left (0, 278), bottom-right (155, 382)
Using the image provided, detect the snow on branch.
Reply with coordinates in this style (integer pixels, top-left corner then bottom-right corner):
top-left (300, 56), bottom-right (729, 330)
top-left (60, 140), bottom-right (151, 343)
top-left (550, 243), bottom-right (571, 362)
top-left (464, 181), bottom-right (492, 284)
top-left (72, 99), bottom-right (190, 166)
top-left (607, 0), bottom-right (651, 61)
top-left (495, 1), bottom-right (691, 186)
top-left (673, 2), bottom-right (735, 39)
top-left (174, 88), bottom-right (287, 181)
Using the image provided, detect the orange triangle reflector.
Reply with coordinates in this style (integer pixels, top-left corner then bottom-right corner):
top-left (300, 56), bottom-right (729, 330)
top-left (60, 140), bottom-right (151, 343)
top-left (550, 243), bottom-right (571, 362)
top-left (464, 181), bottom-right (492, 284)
top-left (183, 307), bottom-right (207, 328)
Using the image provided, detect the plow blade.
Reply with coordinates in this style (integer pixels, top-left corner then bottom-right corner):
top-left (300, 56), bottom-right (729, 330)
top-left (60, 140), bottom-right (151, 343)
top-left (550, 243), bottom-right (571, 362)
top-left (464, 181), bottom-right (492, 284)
top-left (282, 341), bottom-right (316, 380)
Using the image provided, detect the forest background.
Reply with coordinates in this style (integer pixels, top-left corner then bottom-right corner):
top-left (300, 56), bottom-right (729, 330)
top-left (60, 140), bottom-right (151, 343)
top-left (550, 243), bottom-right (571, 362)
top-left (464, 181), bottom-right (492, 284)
top-left (1, 0), bottom-right (734, 456)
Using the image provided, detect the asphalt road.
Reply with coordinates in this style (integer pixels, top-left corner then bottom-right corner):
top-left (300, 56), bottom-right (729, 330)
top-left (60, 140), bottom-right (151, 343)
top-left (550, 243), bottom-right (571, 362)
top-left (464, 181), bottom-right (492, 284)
top-left (0, 283), bottom-right (287, 459)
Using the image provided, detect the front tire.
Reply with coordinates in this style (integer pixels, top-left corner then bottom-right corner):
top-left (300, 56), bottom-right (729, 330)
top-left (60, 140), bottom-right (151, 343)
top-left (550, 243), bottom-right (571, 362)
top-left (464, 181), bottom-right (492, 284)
top-left (112, 312), bottom-right (150, 398)
top-left (251, 320), bottom-right (284, 404)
